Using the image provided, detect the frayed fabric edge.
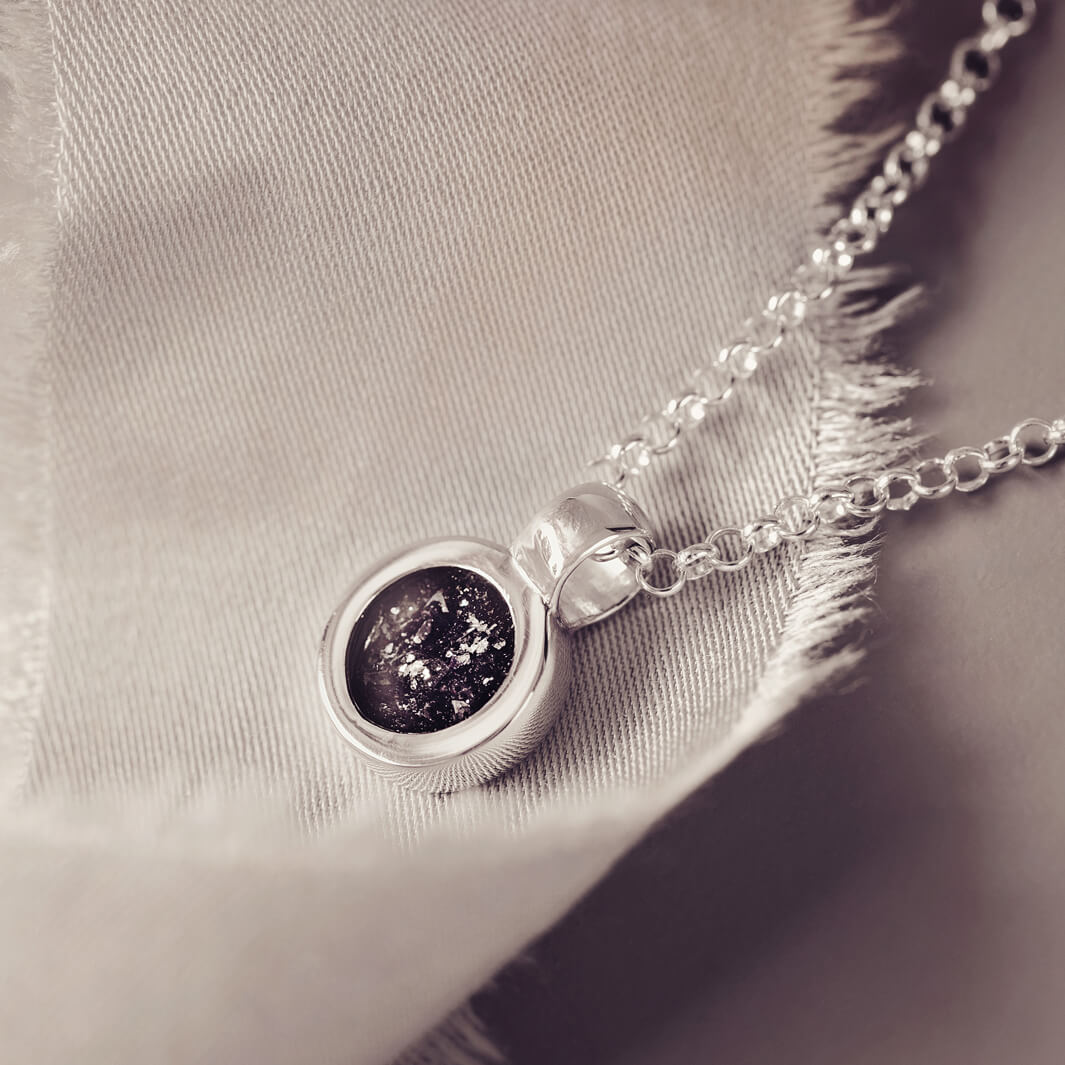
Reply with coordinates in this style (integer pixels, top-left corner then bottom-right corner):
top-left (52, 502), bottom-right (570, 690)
top-left (0, 3), bottom-right (57, 806)
top-left (749, 0), bottom-right (924, 739)
top-left (393, 1001), bottom-right (504, 1065)
top-left (401, 2), bottom-right (928, 1061)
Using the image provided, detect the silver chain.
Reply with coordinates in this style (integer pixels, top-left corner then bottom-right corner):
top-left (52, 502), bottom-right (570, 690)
top-left (581, 1), bottom-right (1057, 595)
top-left (589, 0), bottom-right (1036, 486)
top-left (630, 416), bottom-right (1064, 597)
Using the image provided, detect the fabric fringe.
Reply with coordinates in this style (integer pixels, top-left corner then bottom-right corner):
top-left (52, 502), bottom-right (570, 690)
top-left (401, 2), bottom-right (929, 1061)
top-left (393, 1001), bottom-right (503, 1065)
top-left (758, 0), bottom-right (924, 698)
top-left (0, 2), bottom-right (57, 806)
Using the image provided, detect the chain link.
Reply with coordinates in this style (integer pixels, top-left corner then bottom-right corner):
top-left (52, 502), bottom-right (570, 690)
top-left (630, 415), bottom-right (1062, 598)
top-left (587, 0), bottom-right (1036, 489)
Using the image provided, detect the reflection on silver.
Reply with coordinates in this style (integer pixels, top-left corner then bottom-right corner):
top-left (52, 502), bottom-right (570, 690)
top-left (319, 483), bottom-right (655, 791)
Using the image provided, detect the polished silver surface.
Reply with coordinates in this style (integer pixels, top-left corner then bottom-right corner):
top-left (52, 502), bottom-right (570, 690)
top-left (320, 484), bottom-right (653, 790)
top-left (510, 482), bottom-right (654, 629)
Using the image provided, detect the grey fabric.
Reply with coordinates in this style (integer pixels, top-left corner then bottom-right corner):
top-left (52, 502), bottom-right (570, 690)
top-left (1, 1), bottom-right (900, 1061)
top-left (34, 0), bottom-right (818, 825)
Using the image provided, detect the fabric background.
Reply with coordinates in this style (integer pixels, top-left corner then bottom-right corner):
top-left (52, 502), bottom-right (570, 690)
top-left (482, 6), bottom-right (1065, 1057)
top-left (2, 2), bottom-right (924, 1062)
top-left (29, 0), bottom-right (828, 824)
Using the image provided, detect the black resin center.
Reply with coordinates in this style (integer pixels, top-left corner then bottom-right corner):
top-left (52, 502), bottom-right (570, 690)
top-left (346, 566), bottom-right (516, 734)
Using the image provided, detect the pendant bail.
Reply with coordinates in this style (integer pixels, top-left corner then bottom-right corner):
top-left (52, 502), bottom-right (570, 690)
top-left (319, 481), bottom-right (656, 790)
top-left (509, 482), bottom-right (655, 629)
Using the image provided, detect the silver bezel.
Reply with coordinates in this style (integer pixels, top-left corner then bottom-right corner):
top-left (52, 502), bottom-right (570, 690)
top-left (318, 537), bottom-right (569, 791)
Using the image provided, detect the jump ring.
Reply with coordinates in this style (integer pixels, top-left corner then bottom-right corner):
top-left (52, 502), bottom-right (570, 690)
top-left (706, 527), bottom-right (753, 572)
top-left (619, 433), bottom-right (653, 474)
top-left (1010, 418), bottom-right (1058, 466)
top-left (675, 543), bottom-right (719, 580)
top-left (829, 215), bottom-right (879, 256)
top-left (982, 435), bottom-right (1023, 474)
top-left (812, 488), bottom-right (852, 526)
top-left (913, 457), bottom-right (957, 500)
top-left (944, 446), bottom-right (990, 492)
top-left (950, 37), bottom-right (1002, 92)
top-left (873, 468), bottom-right (921, 511)
top-left (639, 410), bottom-right (683, 456)
top-left (635, 548), bottom-right (687, 598)
top-left (773, 495), bottom-right (819, 539)
top-left (844, 474), bottom-right (888, 517)
top-left (742, 517), bottom-right (784, 554)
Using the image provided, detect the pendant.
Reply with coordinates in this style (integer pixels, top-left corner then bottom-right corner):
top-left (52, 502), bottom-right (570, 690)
top-left (318, 483), bottom-right (654, 791)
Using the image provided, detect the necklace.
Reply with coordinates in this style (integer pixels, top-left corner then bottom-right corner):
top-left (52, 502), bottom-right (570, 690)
top-left (318, 0), bottom-right (1060, 792)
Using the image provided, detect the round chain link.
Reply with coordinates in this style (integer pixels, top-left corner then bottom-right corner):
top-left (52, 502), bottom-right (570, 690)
top-left (944, 446), bottom-right (991, 492)
top-left (588, 1), bottom-right (1036, 486)
top-left (981, 434), bottom-right (1023, 474)
top-left (633, 547), bottom-right (687, 598)
top-left (706, 528), bottom-right (754, 572)
top-left (874, 468), bottom-right (922, 512)
top-left (1010, 417), bottom-right (1059, 466)
top-left (634, 414), bottom-right (1062, 597)
top-left (913, 457), bottom-right (957, 500)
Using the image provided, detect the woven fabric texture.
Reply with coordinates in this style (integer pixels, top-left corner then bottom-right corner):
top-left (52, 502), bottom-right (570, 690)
top-left (0, 2), bottom-right (900, 1062)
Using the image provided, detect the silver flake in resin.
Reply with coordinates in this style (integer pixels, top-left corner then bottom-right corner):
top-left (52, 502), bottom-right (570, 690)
top-left (345, 566), bottom-right (515, 734)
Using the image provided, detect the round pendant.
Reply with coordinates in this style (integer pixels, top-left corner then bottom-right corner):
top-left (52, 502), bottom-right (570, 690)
top-left (318, 483), bottom-right (654, 791)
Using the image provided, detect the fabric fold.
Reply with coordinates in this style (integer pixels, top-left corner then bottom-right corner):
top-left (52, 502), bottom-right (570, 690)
top-left (0, 3), bottom-right (921, 1062)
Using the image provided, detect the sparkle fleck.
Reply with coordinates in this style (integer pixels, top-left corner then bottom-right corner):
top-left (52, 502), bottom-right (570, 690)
top-left (345, 567), bottom-right (515, 734)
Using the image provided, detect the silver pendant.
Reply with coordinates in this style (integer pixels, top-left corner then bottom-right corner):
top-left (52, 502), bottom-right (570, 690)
top-left (318, 483), bottom-right (654, 791)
